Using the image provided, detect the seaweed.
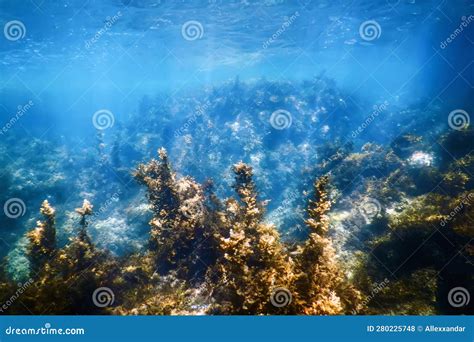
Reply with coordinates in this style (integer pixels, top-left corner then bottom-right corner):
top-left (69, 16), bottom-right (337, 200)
top-left (289, 176), bottom-right (362, 315)
top-left (26, 200), bottom-right (56, 278)
top-left (14, 200), bottom-right (118, 314)
top-left (89, 150), bottom-right (362, 315)
top-left (1, 72), bottom-right (472, 317)
top-left (206, 162), bottom-right (290, 314)
top-left (134, 148), bottom-right (217, 282)
top-left (358, 150), bottom-right (474, 315)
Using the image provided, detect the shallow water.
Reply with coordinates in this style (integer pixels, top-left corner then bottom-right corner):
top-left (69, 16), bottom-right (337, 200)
top-left (0, 0), bottom-right (473, 315)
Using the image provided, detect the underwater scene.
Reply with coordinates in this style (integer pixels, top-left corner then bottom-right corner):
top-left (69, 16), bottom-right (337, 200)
top-left (0, 0), bottom-right (473, 316)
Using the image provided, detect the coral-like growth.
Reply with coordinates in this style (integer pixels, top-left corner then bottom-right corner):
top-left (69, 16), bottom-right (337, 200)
top-left (353, 134), bottom-right (474, 315)
top-left (134, 148), bottom-right (180, 226)
top-left (131, 152), bottom-right (361, 315)
top-left (205, 165), bottom-right (361, 315)
top-left (115, 269), bottom-right (201, 315)
top-left (365, 269), bottom-right (438, 315)
top-left (74, 199), bottom-right (94, 247)
top-left (1, 77), bottom-right (472, 316)
top-left (208, 162), bottom-right (291, 314)
top-left (134, 148), bottom-right (217, 281)
top-left (305, 176), bottom-right (331, 235)
top-left (290, 176), bottom-right (362, 314)
top-left (26, 200), bottom-right (57, 277)
top-left (55, 199), bottom-right (99, 277)
top-left (17, 199), bottom-right (118, 314)
top-left (2, 149), bottom-right (365, 315)
top-left (232, 162), bottom-right (265, 222)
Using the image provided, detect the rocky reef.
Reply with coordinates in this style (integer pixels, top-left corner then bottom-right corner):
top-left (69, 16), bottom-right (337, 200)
top-left (0, 79), bottom-right (472, 315)
top-left (0, 148), bottom-right (362, 314)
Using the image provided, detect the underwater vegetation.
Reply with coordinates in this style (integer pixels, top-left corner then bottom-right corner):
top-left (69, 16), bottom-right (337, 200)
top-left (0, 79), bottom-right (473, 315)
top-left (1, 0), bottom-right (473, 321)
top-left (0, 147), bottom-right (361, 315)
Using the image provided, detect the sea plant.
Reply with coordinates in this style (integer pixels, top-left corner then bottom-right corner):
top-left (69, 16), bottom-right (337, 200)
top-left (207, 162), bottom-right (291, 314)
top-left (289, 176), bottom-right (362, 314)
top-left (19, 200), bottom-right (117, 314)
top-left (134, 148), bottom-right (217, 282)
top-left (26, 200), bottom-right (56, 278)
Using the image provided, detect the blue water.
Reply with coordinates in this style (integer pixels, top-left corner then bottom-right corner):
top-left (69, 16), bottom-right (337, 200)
top-left (1, 0), bottom-right (472, 134)
top-left (0, 0), bottom-right (473, 275)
